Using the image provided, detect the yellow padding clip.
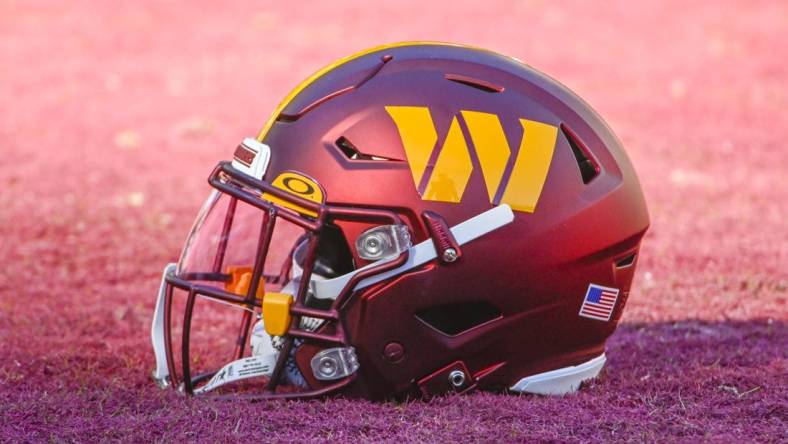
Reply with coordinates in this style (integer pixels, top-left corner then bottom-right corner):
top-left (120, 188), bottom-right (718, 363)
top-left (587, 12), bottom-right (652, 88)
top-left (262, 293), bottom-right (293, 336)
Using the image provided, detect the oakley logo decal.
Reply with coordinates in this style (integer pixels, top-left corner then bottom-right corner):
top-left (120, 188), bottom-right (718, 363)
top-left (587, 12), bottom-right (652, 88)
top-left (385, 106), bottom-right (558, 213)
top-left (262, 171), bottom-right (325, 218)
top-left (281, 177), bottom-right (316, 196)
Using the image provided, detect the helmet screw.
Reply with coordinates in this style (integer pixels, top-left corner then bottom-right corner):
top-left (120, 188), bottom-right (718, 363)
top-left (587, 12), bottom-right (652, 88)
top-left (448, 370), bottom-right (466, 388)
top-left (443, 248), bottom-right (458, 263)
top-left (383, 342), bottom-right (405, 363)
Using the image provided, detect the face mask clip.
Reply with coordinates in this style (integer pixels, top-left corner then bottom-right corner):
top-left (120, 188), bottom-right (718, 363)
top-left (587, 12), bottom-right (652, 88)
top-left (355, 224), bottom-right (412, 261)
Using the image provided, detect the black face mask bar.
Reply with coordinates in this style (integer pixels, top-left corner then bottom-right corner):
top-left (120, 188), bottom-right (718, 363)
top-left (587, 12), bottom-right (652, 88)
top-left (158, 161), bottom-right (409, 399)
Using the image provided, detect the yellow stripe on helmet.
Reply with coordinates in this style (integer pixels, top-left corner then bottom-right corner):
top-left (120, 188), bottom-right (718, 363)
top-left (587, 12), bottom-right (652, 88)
top-left (255, 41), bottom-right (471, 141)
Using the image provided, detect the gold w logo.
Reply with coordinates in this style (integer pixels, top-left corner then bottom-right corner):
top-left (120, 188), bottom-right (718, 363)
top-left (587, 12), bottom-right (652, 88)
top-left (385, 106), bottom-right (558, 213)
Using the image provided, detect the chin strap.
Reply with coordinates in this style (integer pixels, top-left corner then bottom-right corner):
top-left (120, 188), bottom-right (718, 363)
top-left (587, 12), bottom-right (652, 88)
top-left (150, 265), bottom-right (285, 393)
top-left (312, 204), bottom-right (515, 300)
top-left (193, 319), bottom-right (281, 394)
top-left (194, 353), bottom-right (279, 394)
top-left (194, 316), bottom-right (318, 394)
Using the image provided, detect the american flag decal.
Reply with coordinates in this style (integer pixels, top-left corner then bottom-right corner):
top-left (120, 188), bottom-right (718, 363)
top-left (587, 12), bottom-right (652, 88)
top-left (578, 284), bottom-right (620, 321)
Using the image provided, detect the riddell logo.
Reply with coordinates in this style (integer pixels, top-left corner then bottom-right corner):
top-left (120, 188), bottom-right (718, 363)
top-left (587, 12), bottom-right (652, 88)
top-left (385, 106), bottom-right (558, 213)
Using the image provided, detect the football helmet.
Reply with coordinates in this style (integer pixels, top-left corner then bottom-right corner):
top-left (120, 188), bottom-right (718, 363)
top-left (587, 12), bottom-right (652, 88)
top-left (151, 42), bottom-right (649, 400)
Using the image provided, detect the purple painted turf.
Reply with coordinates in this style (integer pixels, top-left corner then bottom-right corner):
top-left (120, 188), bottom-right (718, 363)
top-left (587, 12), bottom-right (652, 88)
top-left (1, 322), bottom-right (785, 442)
top-left (1, 0), bottom-right (786, 442)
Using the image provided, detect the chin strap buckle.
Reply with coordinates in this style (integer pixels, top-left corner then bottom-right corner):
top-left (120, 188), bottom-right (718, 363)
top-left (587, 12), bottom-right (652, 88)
top-left (422, 211), bottom-right (462, 264)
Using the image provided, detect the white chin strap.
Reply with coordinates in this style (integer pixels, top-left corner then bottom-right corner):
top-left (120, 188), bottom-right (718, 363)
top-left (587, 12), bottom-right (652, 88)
top-left (311, 204), bottom-right (514, 300)
top-left (193, 352), bottom-right (278, 394)
top-left (151, 204), bottom-right (515, 393)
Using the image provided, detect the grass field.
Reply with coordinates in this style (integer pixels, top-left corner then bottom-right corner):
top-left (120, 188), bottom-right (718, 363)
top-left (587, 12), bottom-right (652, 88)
top-left (0, 1), bottom-right (785, 441)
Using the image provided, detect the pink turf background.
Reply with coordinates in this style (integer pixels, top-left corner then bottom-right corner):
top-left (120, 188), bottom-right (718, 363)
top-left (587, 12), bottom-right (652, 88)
top-left (1, 1), bottom-right (785, 442)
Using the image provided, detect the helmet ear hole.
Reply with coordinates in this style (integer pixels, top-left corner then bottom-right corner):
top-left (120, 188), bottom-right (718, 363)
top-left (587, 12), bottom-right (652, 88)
top-left (314, 224), bottom-right (355, 278)
top-left (302, 224), bottom-right (354, 311)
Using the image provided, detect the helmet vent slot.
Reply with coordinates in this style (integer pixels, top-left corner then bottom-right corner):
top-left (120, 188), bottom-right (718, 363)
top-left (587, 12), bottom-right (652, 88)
top-left (444, 73), bottom-right (504, 93)
top-left (560, 124), bottom-right (600, 184)
top-left (335, 137), bottom-right (402, 162)
top-left (615, 252), bottom-right (637, 268)
top-left (416, 301), bottom-right (501, 336)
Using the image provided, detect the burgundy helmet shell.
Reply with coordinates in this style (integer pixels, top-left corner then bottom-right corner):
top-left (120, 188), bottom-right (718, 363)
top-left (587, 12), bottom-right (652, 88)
top-left (150, 42), bottom-right (649, 400)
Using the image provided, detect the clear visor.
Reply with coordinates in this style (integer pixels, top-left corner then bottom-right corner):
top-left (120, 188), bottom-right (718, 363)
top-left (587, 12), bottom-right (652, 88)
top-left (177, 190), bottom-right (354, 298)
top-left (168, 188), bottom-right (361, 395)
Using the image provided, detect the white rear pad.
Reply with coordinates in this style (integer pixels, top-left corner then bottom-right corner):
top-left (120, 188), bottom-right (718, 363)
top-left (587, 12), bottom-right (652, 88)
top-left (509, 354), bottom-right (606, 395)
